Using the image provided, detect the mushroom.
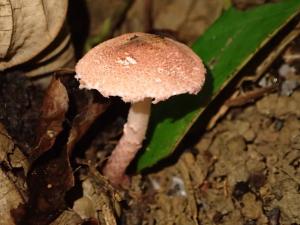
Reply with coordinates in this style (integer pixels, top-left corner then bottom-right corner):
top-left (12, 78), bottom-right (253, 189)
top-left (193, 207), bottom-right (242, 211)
top-left (75, 32), bottom-right (206, 186)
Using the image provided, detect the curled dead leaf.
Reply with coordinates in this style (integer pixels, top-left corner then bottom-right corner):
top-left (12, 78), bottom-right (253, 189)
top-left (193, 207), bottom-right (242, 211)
top-left (0, 0), bottom-right (75, 76)
top-left (30, 78), bottom-right (69, 162)
top-left (67, 103), bottom-right (109, 155)
top-left (20, 76), bottom-right (109, 224)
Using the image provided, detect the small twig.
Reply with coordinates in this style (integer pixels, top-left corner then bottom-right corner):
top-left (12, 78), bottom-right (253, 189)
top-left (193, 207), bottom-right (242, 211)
top-left (225, 85), bottom-right (276, 107)
top-left (207, 85), bottom-right (276, 129)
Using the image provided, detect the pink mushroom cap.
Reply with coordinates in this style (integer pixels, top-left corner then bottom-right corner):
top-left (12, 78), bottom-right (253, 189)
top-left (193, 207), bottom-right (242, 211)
top-left (75, 32), bottom-right (206, 103)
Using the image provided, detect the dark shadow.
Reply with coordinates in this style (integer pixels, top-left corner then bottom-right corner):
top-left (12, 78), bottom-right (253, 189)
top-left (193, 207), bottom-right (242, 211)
top-left (71, 97), bottom-right (128, 160)
top-left (67, 0), bottom-right (90, 59)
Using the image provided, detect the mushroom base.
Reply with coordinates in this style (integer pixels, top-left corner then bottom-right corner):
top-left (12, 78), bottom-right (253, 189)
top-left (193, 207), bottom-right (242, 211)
top-left (102, 98), bottom-right (151, 186)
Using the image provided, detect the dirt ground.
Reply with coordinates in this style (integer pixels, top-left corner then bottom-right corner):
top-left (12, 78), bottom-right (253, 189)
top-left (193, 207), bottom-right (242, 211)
top-left (0, 1), bottom-right (299, 225)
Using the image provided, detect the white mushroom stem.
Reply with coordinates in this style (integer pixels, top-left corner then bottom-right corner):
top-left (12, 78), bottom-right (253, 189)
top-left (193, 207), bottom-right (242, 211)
top-left (102, 98), bottom-right (152, 186)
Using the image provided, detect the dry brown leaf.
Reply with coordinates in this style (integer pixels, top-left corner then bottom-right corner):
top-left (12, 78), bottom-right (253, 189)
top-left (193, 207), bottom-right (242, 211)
top-left (9, 147), bottom-right (30, 175)
top-left (0, 123), bottom-right (16, 164)
top-left (30, 77), bottom-right (69, 161)
top-left (50, 210), bottom-right (82, 225)
top-left (0, 74), bottom-right (108, 224)
top-left (0, 124), bottom-right (29, 177)
top-left (0, 0), bottom-right (67, 66)
top-left (73, 196), bottom-right (96, 220)
top-left (67, 102), bottom-right (109, 155)
top-left (0, 169), bottom-right (25, 225)
top-left (0, 124), bottom-right (28, 225)
top-left (117, 0), bottom-right (223, 44)
top-left (154, 0), bottom-right (223, 44)
top-left (0, 123), bottom-right (29, 191)
top-left (0, 0), bottom-right (74, 76)
top-left (22, 146), bottom-right (75, 225)
top-left (18, 78), bottom-right (109, 225)
top-left (12, 78), bottom-right (69, 224)
top-left (73, 168), bottom-right (121, 225)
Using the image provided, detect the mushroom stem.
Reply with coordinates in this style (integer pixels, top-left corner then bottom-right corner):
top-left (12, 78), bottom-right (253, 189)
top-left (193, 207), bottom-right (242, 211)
top-left (102, 98), bottom-right (152, 186)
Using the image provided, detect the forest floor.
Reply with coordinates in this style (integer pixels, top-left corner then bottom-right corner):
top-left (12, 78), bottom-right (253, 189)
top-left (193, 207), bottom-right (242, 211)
top-left (0, 0), bottom-right (299, 225)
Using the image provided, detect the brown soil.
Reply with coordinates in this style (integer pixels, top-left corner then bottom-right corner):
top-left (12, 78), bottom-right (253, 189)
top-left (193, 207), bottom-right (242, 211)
top-left (123, 90), bottom-right (300, 225)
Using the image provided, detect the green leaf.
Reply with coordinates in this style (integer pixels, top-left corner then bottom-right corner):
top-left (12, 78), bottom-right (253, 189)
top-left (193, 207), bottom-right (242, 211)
top-left (136, 0), bottom-right (300, 171)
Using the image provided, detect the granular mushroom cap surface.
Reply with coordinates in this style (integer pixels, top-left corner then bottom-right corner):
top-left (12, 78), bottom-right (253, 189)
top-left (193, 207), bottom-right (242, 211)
top-left (76, 32), bottom-right (206, 103)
